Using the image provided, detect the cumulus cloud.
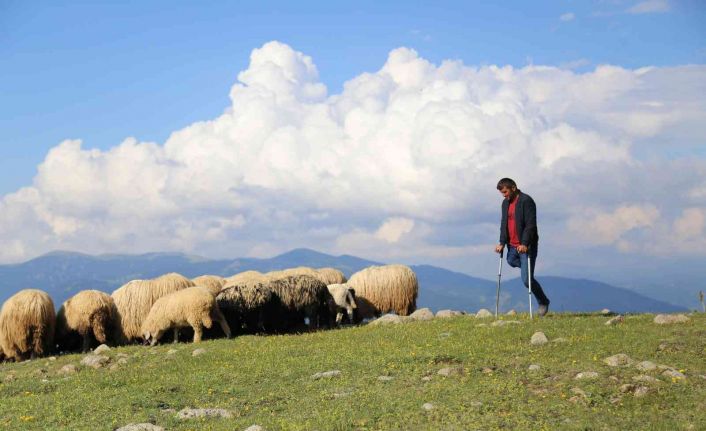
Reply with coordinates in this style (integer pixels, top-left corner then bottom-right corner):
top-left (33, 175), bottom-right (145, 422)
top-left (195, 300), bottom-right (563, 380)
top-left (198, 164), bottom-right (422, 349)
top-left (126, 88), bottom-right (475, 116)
top-left (627, 0), bottom-right (670, 14)
top-left (560, 12), bottom-right (576, 22)
top-left (0, 40), bottom-right (705, 272)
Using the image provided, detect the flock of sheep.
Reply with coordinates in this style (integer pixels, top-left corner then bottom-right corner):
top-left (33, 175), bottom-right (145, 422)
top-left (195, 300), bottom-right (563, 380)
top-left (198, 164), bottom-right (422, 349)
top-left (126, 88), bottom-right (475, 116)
top-left (0, 264), bottom-right (419, 362)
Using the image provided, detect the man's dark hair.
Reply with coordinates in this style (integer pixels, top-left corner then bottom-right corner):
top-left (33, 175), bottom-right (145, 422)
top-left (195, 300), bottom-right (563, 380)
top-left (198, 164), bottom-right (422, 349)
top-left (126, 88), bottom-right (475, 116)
top-left (496, 178), bottom-right (517, 190)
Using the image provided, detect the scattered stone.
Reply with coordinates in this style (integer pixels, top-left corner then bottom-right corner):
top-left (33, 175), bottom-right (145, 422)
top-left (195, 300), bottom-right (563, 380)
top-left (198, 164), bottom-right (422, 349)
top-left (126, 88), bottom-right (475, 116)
top-left (552, 337), bottom-right (569, 343)
top-left (603, 354), bottom-right (633, 367)
top-left (600, 308), bottom-right (613, 315)
top-left (34, 368), bottom-right (48, 376)
top-left (438, 332), bottom-right (452, 338)
top-left (619, 384), bottom-right (650, 397)
top-left (167, 349), bottom-right (178, 355)
top-left (662, 369), bottom-right (687, 380)
top-left (370, 314), bottom-right (408, 325)
top-left (109, 364), bottom-right (120, 371)
top-left (476, 309), bottom-right (493, 318)
top-left (481, 367), bottom-right (494, 374)
top-left (47, 356), bottom-right (57, 361)
top-left (633, 375), bottom-right (660, 384)
top-left (608, 376), bottom-right (620, 383)
top-left (506, 309), bottom-right (517, 316)
top-left (93, 344), bottom-right (111, 354)
top-left (333, 391), bottom-right (352, 398)
top-left (491, 320), bottom-right (521, 327)
top-left (605, 315), bottom-right (624, 325)
top-left (528, 364), bottom-right (541, 371)
top-left (568, 387), bottom-right (588, 403)
top-left (470, 401), bottom-right (483, 408)
top-left (410, 308), bottom-right (434, 321)
top-left (530, 331), bottom-right (549, 346)
top-left (312, 370), bottom-right (342, 380)
top-left (191, 348), bottom-right (206, 357)
top-left (116, 424), bottom-right (165, 431)
top-left (118, 358), bottom-right (128, 365)
top-left (4, 373), bottom-right (16, 382)
top-left (80, 354), bottom-right (110, 369)
top-left (635, 361), bottom-right (657, 371)
top-left (58, 364), bottom-right (78, 375)
top-left (422, 403), bottom-right (434, 411)
top-left (244, 426), bottom-right (264, 431)
top-left (699, 375), bottom-right (706, 380)
top-left (654, 314), bottom-right (690, 325)
top-left (575, 371), bottom-right (599, 380)
top-left (378, 376), bottom-right (394, 382)
top-left (116, 353), bottom-right (129, 359)
top-left (437, 366), bottom-right (465, 377)
top-left (176, 408), bottom-right (232, 419)
top-left (421, 376), bottom-right (432, 382)
top-left (436, 309), bottom-right (464, 318)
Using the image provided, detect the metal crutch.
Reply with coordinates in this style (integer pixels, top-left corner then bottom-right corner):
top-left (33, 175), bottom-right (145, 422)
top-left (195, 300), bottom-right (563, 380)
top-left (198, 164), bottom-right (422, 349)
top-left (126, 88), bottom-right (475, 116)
top-left (527, 247), bottom-right (533, 319)
top-left (495, 248), bottom-right (503, 318)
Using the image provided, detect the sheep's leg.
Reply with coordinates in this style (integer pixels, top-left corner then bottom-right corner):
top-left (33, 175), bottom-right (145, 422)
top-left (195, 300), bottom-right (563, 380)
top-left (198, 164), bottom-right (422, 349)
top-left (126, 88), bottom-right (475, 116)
top-left (192, 324), bottom-right (203, 343)
top-left (212, 308), bottom-right (231, 338)
top-left (173, 328), bottom-right (180, 343)
top-left (31, 326), bottom-right (45, 357)
top-left (81, 334), bottom-right (91, 353)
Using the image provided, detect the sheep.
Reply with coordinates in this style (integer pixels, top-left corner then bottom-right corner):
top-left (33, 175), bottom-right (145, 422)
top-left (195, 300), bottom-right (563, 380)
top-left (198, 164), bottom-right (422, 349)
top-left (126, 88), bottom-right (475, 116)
top-left (111, 272), bottom-right (195, 343)
top-left (56, 290), bottom-right (116, 352)
top-left (192, 275), bottom-right (226, 296)
top-left (266, 275), bottom-right (332, 331)
top-left (347, 265), bottom-right (418, 320)
top-left (216, 283), bottom-right (276, 334)
top-left (141, 286), bottom-right (231, 345)
top-left (326, 283), bottom-right (357, 325)
top-left (317, 268), bottom-right (347, 285)
top-left (0, 289), bottom-right (55, 361)
top-left (223, 270), bottom-right (269, 289)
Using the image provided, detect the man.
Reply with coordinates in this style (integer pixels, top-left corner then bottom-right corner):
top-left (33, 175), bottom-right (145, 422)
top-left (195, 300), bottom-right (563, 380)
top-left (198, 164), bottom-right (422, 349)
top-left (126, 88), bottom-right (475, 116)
top-left (494, 178), bottom-right (550, 316)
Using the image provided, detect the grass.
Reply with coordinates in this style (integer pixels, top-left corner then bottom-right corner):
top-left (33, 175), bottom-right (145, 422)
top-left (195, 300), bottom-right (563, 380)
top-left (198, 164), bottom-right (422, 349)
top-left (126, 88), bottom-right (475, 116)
top-left (1, 312), bottom-right (705, 430)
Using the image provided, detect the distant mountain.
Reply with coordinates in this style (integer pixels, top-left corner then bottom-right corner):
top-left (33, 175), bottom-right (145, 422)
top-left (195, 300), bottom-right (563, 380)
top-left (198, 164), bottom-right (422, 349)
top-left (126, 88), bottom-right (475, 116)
top-left (0, 248), bottom-right (685, 313)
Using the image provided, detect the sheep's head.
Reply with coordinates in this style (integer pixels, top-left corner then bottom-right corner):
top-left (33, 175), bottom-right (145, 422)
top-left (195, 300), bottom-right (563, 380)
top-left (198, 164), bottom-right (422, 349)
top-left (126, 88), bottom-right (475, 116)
top-left (142, 330), bottom-right (163, 346)
top-left (344, 288), bottom-right (357, 322)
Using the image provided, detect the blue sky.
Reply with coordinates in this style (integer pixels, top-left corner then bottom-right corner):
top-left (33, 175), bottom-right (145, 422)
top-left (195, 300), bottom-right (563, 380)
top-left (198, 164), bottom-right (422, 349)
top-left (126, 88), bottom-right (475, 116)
top-left (0, 1), bottom-right (705, 296)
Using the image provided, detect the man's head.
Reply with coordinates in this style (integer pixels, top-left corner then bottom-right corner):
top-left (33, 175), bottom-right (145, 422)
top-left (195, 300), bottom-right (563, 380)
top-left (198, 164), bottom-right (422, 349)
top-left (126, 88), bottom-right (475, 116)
top-left (497, 178), bottom-right (518, 200)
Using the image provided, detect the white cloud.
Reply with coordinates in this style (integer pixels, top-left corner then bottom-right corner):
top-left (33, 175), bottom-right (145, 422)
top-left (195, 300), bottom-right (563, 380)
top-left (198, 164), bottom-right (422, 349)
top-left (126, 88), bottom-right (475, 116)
top-left (560, 12), bottom-right (576, 22)
top-left (0, 41), bottom-right (704, 269)
top-left (567, 205), bottom-right (660, 246)
top-left (626, 0), bottom-right (670, 14)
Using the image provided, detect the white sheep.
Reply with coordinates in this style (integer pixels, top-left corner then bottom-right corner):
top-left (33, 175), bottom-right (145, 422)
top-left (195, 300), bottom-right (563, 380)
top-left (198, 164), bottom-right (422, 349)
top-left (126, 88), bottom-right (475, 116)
top-left (326, 283), bottom-right (357, 325)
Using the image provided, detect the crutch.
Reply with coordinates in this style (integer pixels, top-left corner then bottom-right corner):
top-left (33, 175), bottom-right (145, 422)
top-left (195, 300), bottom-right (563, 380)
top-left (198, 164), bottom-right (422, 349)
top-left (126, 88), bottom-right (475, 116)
top-left (495, 248), bottom-right (503, 318)
top-left (527, 246), bottom-right (533, 319)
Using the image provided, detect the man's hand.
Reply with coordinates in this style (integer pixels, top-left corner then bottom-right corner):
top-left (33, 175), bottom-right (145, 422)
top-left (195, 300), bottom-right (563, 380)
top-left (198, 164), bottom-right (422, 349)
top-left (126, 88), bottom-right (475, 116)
top-left (517, 245), bottom-right (528, 254)
top-left (495, 244), bottom-right (504, 254)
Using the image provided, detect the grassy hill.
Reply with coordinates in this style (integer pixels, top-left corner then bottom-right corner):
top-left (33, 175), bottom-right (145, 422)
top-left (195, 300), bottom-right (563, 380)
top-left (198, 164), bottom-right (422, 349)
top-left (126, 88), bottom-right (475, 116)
top-left (1, 312), bottom-right (704, 430)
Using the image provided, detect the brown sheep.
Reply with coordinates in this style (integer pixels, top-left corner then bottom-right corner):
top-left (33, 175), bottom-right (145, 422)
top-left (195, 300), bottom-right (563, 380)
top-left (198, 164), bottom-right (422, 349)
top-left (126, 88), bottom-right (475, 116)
top-left (111, 272), bottom-right (195, 343)
top-left (266, 275), bottom-right (332, 331)
top-left (216, 283), bottom-right (276, 334)
top-left (192, 275), bottom-right (226, 296)
top-left (0, 289), bottom-right (56, 361)
top-left (223, 270), bottom-right (269, 289)
top-left (56, 290), bottom-right (116, 352)
top-left (141, 287), bottom-right (231, 345)
top-left (347, 265), bottom-right (418, 319)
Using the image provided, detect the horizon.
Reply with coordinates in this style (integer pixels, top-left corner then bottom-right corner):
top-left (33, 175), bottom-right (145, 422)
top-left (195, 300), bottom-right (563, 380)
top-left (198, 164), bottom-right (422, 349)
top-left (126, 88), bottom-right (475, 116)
top-left (1, 1), bottom-right (705, 293)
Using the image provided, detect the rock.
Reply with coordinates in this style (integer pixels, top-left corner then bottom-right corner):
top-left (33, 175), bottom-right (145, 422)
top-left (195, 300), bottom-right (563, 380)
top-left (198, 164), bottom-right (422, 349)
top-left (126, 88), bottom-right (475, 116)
top-left (491, 320), bottom-right (521, 327)
top-left (530, 331), bottom-right (549, 346)
top-left (333, 391), bottom-right (352, 398)
top-left (608, 376), bottom-right (620, 383)
top-left (109, 364), bottom-right (120, 371)
top-left (167, 349), bottom-right (178, 355)
top-left (370, 314), bottom-right (408, 325)
top-left (435, 309), bottom-right (464, 318)
top-left (421, 376), bottom-right (432, 382)
top-left (4, 373), bottom-right (16, 382)
top-left (605, 315), bottom-right (624, 325)
top-left (635, 361), bottom-right (657, 371)
top-left (568, 387), bottom-right (588, 403)
top-left (58, 364), bottom-right (78, 375)
top-left (410, 308), bottom-right (434, 321)
top-left (662, 369), bottom-right (687, 380)
top-left (80, 354), bottom-right (110, 369)
top-left (93, 344), bottom-right (111, 354)
top-left (176, 408), bottom-right (232, 419)
top-left (603, 354), bottom-right (633, 367)
top-left (575, 371), bottom-right (599, 380)
top-left (116, 424), bottom-right (165, 431)
top-left (192, 348), bottom-right (206, 357)
top-left (633, 374), bottom-right (660, 384)
top-left (47, 356), bottom-right (57, 361)
top-left (312, 370), bottom-right (342, 380)
top-left (481, 367), bottom-right (494, 374)
top-left (378, 376), bottom-right (394, 382)
top-left (506, 309), bottom-right (517, 316)
top-left (470, 401), bottom-right (483, 408)
top-left (438, 332), bottom-right (452, 338)
top-left (654, 314), bottom-right (690, 324)
top-left (118, 358), bottom-right (128, 365)
top-left (422, 403), bottom-right (434, 411)
top-left (528, 364), bottom-right (541, 371)
top-left (437, 366), bottom-right (465, 377)
top-left (475, 309), bottom-right (493, 318)
top-left (244, 426), bottom-right (264, 431)
top-left (600, 308), bottom-right (613, 315)
top-left (619, 384), bottom-right (650, 397)
top-left (116, 353), bottom-right (129, 359)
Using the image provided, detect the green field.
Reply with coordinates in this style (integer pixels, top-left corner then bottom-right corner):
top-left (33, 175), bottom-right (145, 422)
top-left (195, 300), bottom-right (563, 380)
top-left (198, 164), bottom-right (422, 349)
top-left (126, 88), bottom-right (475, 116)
top-left (1, 313), bottom-right (704, 430)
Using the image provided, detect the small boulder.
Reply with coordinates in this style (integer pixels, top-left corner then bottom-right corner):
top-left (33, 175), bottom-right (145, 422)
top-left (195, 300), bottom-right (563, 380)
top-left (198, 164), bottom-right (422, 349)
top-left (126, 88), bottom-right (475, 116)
top-left (603, 354), bottom-right (633, 367)
top-left (491, 320), bottom-right (521, 327)
top-left (192, 348), bottom-right (206, 357)
top-left (654, 314), bottom-right (690, 325)
top-left (47, 356), bottom-right (57, 361)
top-left (244, 426), bottom-right (264, 431)
top-left (605, 315), bottom-right (624, 326)
top-left (506, 309), bottom-right (517, 316)
top-left (93, 344), bottom-right (111, 354)
top-left (312, 370), bottom-right (342, 380)
top-left (435, 309), bottom-right (464, 318)
top-left (635, 361), bottom-right (657, 371)
top-left (575, 371), bottom-right (599, 380)
top-left (116, 353), bottom-right (129, 359)
top-left (80, 354), bottom-right (110, 369)
top-left (58, 364), bottom-right (78, 375)
top-left (422, 403), bottom-right (434, 411)
top-left (437, 366), bottom-right (465, 377)
top-left (370, 314), bottom-right (407, 325)
top-left (421, 376), bottom-right (432, 382)
top-left (632, 374), bottom-right (660, 384)
top-left (176, 408), bottom-right (232, 419)
top-left (116, 424), bottom-right (165, 431)
top-left (530, 331), bottom-right (549, 346)
top-left (528, 364), bottom-right (541, 371)
top-left (118, 358), bottom-right (129, 365)
top-left (476, 309), bottom-right (493, 318)
top-left (410, 308), bottom-right (434, 321)
top-left (662, 369), bottom-right (687, 380)
top-left (619, 384), bottom-right (650, 397)
top-left (377, 376), bottom-right (394, 382)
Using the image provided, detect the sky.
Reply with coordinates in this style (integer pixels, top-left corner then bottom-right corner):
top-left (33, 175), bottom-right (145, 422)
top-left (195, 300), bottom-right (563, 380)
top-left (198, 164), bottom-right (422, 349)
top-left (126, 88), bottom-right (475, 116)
top-left (1, 1), bottom-right (705, 288)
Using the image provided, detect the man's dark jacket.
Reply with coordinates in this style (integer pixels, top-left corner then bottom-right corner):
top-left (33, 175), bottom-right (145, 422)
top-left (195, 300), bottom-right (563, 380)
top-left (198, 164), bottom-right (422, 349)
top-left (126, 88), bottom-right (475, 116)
top-left (499, 191), bottom-right (539, 248)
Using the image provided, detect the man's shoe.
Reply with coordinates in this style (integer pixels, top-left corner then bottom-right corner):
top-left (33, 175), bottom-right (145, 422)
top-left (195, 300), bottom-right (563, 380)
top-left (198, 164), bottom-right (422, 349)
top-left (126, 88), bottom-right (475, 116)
top-left (538, 302), bottom-right (550, 317)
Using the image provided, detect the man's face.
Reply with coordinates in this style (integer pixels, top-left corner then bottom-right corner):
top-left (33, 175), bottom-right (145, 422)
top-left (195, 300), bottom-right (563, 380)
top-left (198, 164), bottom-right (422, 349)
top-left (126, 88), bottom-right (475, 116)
top-left (499, 186), bottom-right (516, 200)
